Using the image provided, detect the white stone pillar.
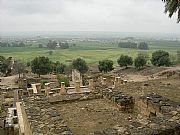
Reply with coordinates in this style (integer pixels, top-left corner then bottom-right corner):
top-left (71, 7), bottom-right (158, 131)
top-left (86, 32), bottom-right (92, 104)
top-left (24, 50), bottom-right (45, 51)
top-left (45, 83), bottom-right (51, 96)
top-left (60, 82), bottom-right (66, 95)
top-left (88, 79), bottom-right (94, 91)
top-left (75, 81), bottom-right (81, 92)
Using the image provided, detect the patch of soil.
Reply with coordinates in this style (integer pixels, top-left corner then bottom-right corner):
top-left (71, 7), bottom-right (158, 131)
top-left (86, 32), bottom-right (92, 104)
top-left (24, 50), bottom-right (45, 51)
top-left (56, 99), bottom-right (136, 135)
top-left (119, 77), bottom-right (180, 102)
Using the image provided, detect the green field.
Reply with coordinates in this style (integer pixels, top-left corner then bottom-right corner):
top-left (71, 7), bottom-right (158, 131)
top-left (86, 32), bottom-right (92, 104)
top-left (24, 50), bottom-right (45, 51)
top-left (0, 40), bottom-right (179, 65)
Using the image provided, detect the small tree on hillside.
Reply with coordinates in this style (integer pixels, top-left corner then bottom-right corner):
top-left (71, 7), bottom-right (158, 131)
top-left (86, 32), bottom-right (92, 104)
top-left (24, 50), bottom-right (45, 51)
top-left (31, 56), bottom-right (51, 77)
top-left (0, 56), bottom-right (13, 76)
top-left (72, 58), bottom-right (88, 74)
top-left (134, 53), bottom-right (148, 70)
top-left (117, 55), bottom-right (133, 68)
top-left (13, 60), bottom-right (25, 78)
top-left (151, 50), bottom-right (171, 66)
top-left (98, 60), bottom-right (114, 73)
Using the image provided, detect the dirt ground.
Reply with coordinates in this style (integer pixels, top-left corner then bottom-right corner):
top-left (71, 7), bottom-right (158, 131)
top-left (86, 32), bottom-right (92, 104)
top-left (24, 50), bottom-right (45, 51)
top-left (119, 76), bottom-right (180, 102)
top-left (56, 99), bottom-right (135, 135)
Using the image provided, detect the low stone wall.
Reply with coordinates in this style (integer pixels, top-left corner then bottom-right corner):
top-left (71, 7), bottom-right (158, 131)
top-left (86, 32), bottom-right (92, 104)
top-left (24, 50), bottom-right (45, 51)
top-left (138, 93), bottom-right (179, 116)
top-left (91, 93), bottom-right (180, 135)
top-left (22, 96), bottom-right (73, 135)
top-left (101, 88), bottom-right (135, 112)
top-left (48, 92), bottom-right (102, 104)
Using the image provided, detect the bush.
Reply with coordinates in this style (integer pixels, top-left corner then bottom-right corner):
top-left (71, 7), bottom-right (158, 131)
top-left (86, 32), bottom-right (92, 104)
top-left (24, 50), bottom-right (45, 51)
top-left (31, 56), bottom-right (51, 77)
top-left (98, 59), bottom-right (114, 73)
top-left (72, 58), bottom-right (88, 74)
top-left (151, 50), bottom-right (171, 66)
top-left (134, 53), bottom-right (148, 69)
top-left (117, 55), bottom-right (133, 68)
top-left (57, 74), bottom-right (70, 87)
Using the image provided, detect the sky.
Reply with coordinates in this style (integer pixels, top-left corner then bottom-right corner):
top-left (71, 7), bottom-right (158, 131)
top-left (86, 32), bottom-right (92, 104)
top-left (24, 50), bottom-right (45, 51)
top-left (0, 0), bottom-right (179, 33)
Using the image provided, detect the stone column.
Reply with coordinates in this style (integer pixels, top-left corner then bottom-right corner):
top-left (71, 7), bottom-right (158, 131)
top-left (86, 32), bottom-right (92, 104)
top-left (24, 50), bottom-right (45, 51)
top-left (36, 83), bottom-right (41, 93)
top-left (114, 77), bottom-right (121, 88)
top-left (45, 83), bottom-right (51, 96)
top-left (60, 82), bottom-right (66, 95)
top-left (102, 78), bottom-right (107, 85)
top-left (75, 81), bottom-right (81, 92)
top-left (88, 79), bottom-right (94, 91)
top-left (13, 90), bottom-right (19, 107)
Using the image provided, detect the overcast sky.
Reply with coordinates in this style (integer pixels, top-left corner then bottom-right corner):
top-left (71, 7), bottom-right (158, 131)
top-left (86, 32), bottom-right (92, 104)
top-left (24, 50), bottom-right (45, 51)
top-left (0, 0), bottom-right (179, 33)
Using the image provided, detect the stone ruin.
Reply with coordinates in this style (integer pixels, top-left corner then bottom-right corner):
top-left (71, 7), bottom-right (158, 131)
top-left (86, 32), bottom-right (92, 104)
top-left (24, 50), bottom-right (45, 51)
top-left (72, 69), bottom-right (83, 86)
top-left (1, 71), bottom-right (180, 135)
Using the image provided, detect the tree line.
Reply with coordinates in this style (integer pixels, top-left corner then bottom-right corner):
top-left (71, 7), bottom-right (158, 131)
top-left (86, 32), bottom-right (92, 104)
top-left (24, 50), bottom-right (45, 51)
top-left (0, 50), bottom-right (179, 77)
top-left (118, 42), bottom-right (149, 50)
top-left (0, 41), bottom-right (25, 47)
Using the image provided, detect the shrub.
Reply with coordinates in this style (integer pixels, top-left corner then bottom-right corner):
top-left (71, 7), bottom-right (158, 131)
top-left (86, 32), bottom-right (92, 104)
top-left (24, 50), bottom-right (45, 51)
top-left (134, 53), bottom-right (148, 69)
top-left (57, 74), bottom-right (70, 87)
top-left (98, 59), bottom-right (114, 73)
top-left (72, 58), bottom-right (88, 74)
top-left (151, 50), bottom-right (171, 66)
top-left (117, 55), bottom-right (133, 68)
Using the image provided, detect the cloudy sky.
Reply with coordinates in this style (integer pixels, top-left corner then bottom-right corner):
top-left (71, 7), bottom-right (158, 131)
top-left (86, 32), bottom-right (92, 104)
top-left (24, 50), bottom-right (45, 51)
top-left (0, 0), bottom-right (179, 33)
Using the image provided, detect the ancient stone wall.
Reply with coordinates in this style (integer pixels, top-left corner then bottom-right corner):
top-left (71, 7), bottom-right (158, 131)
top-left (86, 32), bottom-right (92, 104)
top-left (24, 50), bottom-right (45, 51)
top-left (72, 69), bottom-right (82, 86)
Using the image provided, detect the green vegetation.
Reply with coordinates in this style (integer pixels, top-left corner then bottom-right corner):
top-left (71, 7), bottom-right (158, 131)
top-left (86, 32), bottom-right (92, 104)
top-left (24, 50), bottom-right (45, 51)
top-left (117, 55), bottom-right (133, 68)
top-left (134, 53), bottom-right (148, 70)
top-left (98, 59), bottom-right (114, 73)
top-left (57, 74), bottom-right (70, 87)
top-left (31, 56), bottom-right (51, 77)
top-left (162, 0), bottom-right (180, 23)
top-left (72, 58), bottom-right (88, 74)
top-left (0, 40), bottom-right (179, 66)
top-left (151, 50), bottom-right (171, 66)
top-left (0, 56), bottom-right (13, 76)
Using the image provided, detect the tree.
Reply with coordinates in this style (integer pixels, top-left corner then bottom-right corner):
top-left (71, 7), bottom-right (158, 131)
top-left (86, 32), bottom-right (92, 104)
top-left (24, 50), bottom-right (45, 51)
top-left (134, 53), bottom-right (148, 70)
top-left (162, 0), bottom-right (180, 23)
top-left (0, 56), bottom-right (7, 74)
top-left (51, 61), bottom-right (66, 74)
top-left (47, 40), bottom-right (57, 49)
top-left (117, 55), bottom-right (133, 68)
top-left (13, 60), bottom-right (25, 78)
top-left (138, 42), bottom-right (149, 50)
top-left (56, 63), bottom-right (66, 74)
top-left (39, 44), bottom-right (43, 48)
top-left (72, 58), bottom-right (88, 74)
top-left (0, 56), bottom-right (13, 76)
top-left (151, 50), bottom-right (171, 66)
top-left (19, 41), bottom-right (25, 47)
top-left (98, 59), bottom-right (114, 73)
top-left (31, 56), bottom-right (51, 77)
top-left (60, 42), bottom-right (69, 49)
